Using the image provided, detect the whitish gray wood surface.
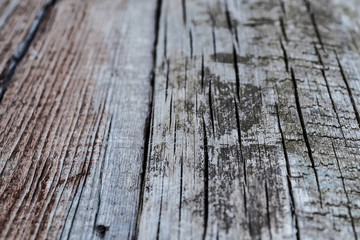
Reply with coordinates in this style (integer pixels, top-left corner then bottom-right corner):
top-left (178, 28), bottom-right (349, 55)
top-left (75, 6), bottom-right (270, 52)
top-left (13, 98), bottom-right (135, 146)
top-left (0, 0), bottom-right (360, 239)
top-left (137, 0), bottom-right (360, 239)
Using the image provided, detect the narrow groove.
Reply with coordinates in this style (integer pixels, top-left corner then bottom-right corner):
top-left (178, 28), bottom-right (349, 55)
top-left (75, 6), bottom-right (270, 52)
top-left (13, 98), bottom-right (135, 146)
top-left (182, 0), bottom-right (187, 25)
top-left (224, 2), bottom-right (234, 32)
top-left (275, 104), bottom-right (300, 240)
top-left (178, 155), bottom-right (183, 240)
top-left (224, 1), bottom-right (239, 45)
top-left (233, 46), bottom-right (240, 101)
top-left (209, 10), bottom-right (217, 59)
top-left (243, 184), bottom-right (247, 216)
top-left (29, 157), bottom-right (49, 204)
top-left (275, 104), bottom-right (291, 178)
top-left (135, 0), bottom-right (163, 236)
top-left (208, 81), bottom-right (215, 134)
top-left (173, 122), bottom-right (177, 155)
top-left (279, 0), bottom-right (286, 15)
top-left (202, 119), bottom-right (209, 240)
top-left (0, 0), bottom-right (57, 101)
top-left (189, 30), bottom-right (193, 59)
top-left (332, 142), bottom-right (358, 240)
top-left (164, 19), bottom-right (167, 59)
top-left (165, 59), bottom-right (170, 100)
top-left (94, 115), bottom-right (113, 230)
top-left (314, 45), bottom-right (346, 141)
top-left (201, 53), bottom-right (205, 89)
top-left (156, 173), bottom-right (165, 240)
top-left (67, 104), bottom-right (108, 240)
top-left (212, 26), bottom-right (217, 59)
top-left (280, 38), bottom-right (289, 72)
top-left (264, 181), bottom-right (273, 240)
top-left (184, 58), bottom-right (188, 92)
top-left (169, 94), bottom-right (173, 128)
top-left (304, 1), bottom-right (324, 50)
top-left (234, 99), bottom-right (246, 184)
top-left (310, 13), bottom-right (324, 50)
top-left (279, 17), bottom-right (288, 42)
top-left (234, 28), bottom-right (240, 48)
top-left (290, 68), bottom-right (323, 206)
top-left (335, 51), bottom-right (360, 128)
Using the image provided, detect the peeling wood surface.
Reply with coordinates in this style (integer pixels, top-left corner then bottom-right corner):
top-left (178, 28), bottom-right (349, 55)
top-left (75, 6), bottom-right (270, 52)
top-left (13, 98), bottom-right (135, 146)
top-left (1, 0), bottom-right (360, 239)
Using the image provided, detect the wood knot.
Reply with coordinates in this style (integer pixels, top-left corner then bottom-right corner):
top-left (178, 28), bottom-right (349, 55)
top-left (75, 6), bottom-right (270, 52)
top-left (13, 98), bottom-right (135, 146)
top-left (95, 224), bottom-right (109, 238)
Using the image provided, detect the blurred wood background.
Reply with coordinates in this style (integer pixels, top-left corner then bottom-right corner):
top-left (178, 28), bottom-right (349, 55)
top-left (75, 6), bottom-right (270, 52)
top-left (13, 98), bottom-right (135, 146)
top-left (0, 0), bottom-right (360, 239)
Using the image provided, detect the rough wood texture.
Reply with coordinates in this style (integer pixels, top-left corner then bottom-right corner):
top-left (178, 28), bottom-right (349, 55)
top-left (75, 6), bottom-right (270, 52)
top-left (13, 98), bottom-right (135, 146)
top-left (137, 0), bottom-right (360, 239)
top-left (1, 0), bottom-right (360, 239)
top-left (0, 0), bottom-right (156, 238)
top-left (0, 0), bottom-right (49, 97)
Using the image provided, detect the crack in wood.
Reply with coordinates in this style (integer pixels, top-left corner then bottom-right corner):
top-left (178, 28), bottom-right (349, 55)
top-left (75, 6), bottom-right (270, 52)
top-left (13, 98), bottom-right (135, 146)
top-left (290, 68), bottom-right (323, 207)
top-left (332, 141), bottom-right (358, 240)
top-left (280, 38), bottom-right (289, 72)
top-left (276, 104), bottom-right (301, 240)
top-left (202, 119), bottom-right (209, 240)
top-left (335, 51), bottom-right (360, 129)
top-left (0, 0), bottom-right (57, 101)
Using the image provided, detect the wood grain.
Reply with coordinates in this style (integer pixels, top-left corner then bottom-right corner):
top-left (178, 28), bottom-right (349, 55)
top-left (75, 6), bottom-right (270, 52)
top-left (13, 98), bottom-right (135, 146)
top-left (137, 0), bottom-right (360, 239)
top-left (0, 0), bottom-right (50, 97)
top-left (1, 0), bottom-right (360, 239)
top-left (0, 0), bottom-right (156, 239)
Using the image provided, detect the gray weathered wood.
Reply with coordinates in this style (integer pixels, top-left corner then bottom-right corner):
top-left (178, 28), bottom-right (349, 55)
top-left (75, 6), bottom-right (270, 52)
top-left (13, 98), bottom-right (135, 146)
top-left (137, 0), bottom-right (360, 239)
top-left (1, 0), bottom-right (360, 239)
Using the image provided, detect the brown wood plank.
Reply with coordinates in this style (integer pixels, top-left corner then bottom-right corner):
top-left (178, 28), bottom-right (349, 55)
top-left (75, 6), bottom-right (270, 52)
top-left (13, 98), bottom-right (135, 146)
top-left (0, 0), bottom-right (157, 239)
top-left (0, 0), bottom-right (49, 73)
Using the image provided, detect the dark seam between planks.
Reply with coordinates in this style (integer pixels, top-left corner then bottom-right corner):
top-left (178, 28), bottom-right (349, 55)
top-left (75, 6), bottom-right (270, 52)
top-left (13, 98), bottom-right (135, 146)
top-left (0, 0), bottom-right (57, 102)
top-left (134, 0), bottom-right (163, 238)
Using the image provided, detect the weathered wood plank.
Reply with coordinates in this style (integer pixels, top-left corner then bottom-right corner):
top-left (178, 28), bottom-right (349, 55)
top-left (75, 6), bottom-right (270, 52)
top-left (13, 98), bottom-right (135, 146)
top-left (137, 0), bottom-right (360, 239)
top-left (0, 0), bottom-right (50, 96)
top-left (0, 0), bottom-right (156, 239)
top-left (1, 0), bottom-right (360, 239)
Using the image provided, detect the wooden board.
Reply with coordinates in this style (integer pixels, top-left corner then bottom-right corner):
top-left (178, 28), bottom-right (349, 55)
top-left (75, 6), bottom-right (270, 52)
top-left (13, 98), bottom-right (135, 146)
top-left (0, 0), bottom-right (157, 238)
top-left (137, 0), bottom-right (360, 239)
top-left (0, 0), bottom-right (360, 239)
